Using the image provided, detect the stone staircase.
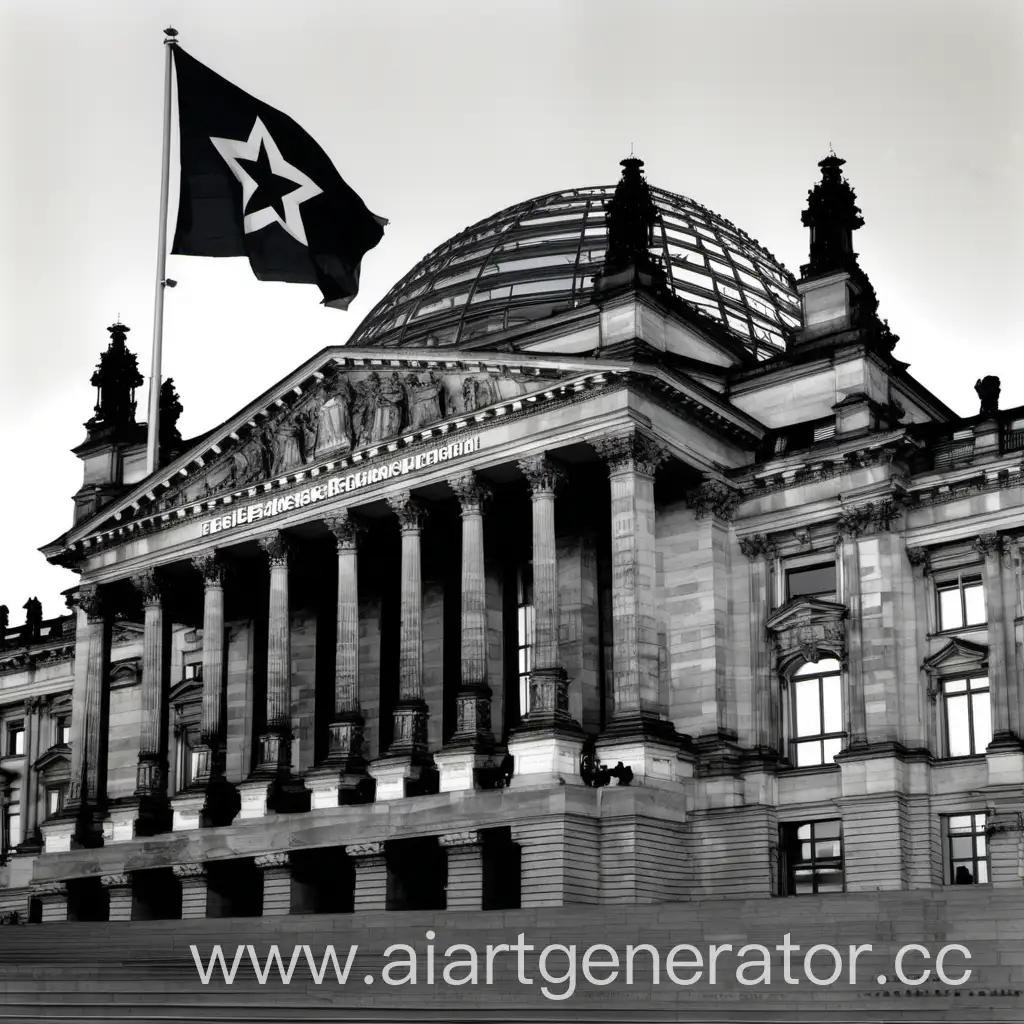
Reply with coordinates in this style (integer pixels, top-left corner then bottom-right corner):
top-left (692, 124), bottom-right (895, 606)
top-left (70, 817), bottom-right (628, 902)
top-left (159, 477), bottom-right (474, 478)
top-left (0, 889), bottom-right (1021, 1021)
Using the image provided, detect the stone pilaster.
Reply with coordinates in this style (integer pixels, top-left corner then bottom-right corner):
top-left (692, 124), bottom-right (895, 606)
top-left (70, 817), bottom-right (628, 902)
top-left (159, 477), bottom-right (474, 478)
top-left (255, 852), bottom-right (292, 916)
top-left (440, 830), bottom-right (484, 910)
top-left (740, 534), bottom-right (780, 757)
top-left (508, 455), bottom-right (583, 785)
top-left (308, 512), bottom-right (369, 809)
top-left (975, 534), bottom-right (1019, 749)
top-left (837, 516), bottom-right (868, 749)
top-left (101, 873), bottom-right (133, 922)
top-left (172, 552), bottom-right (236, 831)
top-left (33, 882), bottom-right (68, 923)
top-left (173, 863), bottom-right (208, 919)
top-left (435, 474), bottom-right (496, 792)
top-left (369, 493), bottom-right (433, 800)
top-left (348, 842), bottom-right (387, 911)
top-left (48, 583), bottom-right (109, 850)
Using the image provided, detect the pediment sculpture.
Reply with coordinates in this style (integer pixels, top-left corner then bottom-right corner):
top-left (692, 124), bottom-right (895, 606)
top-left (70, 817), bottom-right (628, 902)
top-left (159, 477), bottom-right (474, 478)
top-left (162, 364), bottom-right (547, 507)
top-left (764, 596), bottom-right (847, 676)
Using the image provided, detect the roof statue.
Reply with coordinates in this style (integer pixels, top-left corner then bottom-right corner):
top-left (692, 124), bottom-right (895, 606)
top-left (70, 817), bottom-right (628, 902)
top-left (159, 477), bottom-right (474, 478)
top-left (85, 323), bottom-right (144, 441)
top-left (603, 157), bottom-right (661, 275)
top-left (801, 154), bottom-right (864, 277)
top-left (159, 378), bottom-right (184, 467)
top-left (975, 375), bottom-right (1000, 417)
top-left (22, 597), bottom-right (42, 645)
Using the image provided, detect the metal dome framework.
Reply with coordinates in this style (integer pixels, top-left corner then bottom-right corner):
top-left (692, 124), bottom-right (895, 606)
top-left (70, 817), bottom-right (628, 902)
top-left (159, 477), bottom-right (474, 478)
top-left (350, 185), bottom-right (803, 359)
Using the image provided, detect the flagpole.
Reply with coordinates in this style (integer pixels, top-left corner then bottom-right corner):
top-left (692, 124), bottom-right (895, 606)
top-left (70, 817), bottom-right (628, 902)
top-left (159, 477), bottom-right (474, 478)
top-left (145, 27), bottom-right (178, 475)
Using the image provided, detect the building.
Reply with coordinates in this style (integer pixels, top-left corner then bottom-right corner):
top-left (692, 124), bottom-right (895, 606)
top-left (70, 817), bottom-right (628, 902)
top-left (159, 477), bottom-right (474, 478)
top-left (1, 154), bottom-right (1022, 927)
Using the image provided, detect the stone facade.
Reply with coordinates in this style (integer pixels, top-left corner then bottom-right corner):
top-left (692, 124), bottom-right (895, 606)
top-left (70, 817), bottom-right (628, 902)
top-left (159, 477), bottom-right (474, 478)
top-left (1, 157), bottom-right (1022, 934)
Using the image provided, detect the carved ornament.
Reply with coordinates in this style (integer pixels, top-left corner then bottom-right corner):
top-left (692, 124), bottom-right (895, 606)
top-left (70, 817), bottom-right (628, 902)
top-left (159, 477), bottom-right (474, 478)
top-left (324, 510), bottom-right (363, 550)
top-left (387, 492), bottom-right (428, 531)
top-left (765, 597), bottom-right (847, 676)
top-left (739, 534), bottom-right (779, 560)
top-left (686, 480), bottom-right (741, 522)
top-left (591, 430), bottom-right (669, 476)
top-left (836, 500), bottom-right (899, 539)
top-left (258, 532), bottom-right (292, 567)
top-left (517, 454), bottom-right (564, 495)
top-left (448, 473), bottom-right (492, 514)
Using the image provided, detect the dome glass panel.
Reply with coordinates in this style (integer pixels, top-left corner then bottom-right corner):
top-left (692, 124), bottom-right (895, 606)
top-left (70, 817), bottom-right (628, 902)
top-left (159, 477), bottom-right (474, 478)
top-left (349, 185), bottom-right (801, 357)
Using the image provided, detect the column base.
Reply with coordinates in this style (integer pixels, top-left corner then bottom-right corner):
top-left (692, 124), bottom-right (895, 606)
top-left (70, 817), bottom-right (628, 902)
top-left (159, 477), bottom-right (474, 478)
top-left (40, 806), bottom-right (104, 853)
top-left (434, 750), bottom-right (495, 793)
top-left (367, 757), bottom-right (438, 801)
top-left (305, 763), bottom-right (374, 809)
top-left (171, 778), bottom-right (240, 831)
top-left (595, 730), bottom-right (695, 788)
top-left (237, 774), bottom-right (309, 819)
top-left (103, 795), bottom-right (171, 842)
top-left (506, 730), bottom-right (586, 788)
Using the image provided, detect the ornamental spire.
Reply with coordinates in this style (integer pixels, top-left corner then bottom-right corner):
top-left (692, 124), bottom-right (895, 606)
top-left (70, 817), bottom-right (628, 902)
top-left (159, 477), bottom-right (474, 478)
top-left (800, 154), bottom-right (864, 277)
top-left (85, 322), bottom-right (144, 440)
top-left (604, 156), bottom-right (660, 275)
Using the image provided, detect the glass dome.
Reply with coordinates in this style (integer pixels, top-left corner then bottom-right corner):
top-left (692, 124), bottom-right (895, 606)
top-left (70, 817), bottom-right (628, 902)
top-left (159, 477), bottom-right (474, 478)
top-left (349, 185), bottom-right (802, 358)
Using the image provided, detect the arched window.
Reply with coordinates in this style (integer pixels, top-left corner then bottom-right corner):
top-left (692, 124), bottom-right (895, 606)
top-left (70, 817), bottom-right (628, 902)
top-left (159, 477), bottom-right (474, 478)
top-left (789, 658), bottom-right (844, 766)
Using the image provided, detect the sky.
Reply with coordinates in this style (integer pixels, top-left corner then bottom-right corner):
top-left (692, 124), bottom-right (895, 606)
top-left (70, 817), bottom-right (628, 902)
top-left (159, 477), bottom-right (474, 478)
top-left (1, 0), bottom-right (1021, 626)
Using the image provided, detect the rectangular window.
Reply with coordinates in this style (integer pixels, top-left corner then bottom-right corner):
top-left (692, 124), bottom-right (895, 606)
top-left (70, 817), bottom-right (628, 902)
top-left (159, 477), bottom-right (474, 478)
top-left (943, 676), bottom-right (992, 756)
top-left (947, 813), bottom-right (988, 885)
top-left (183, 662), bottom-right (202, 682)
top-left (6, 725), bottom-right (24, 757)
top-left (786, 562), bottom-right (837, 602)
top-left (517, 565), bottom-right (535, 717)
top-left (179, 725), bottom-right (201, 790)
top-left (3, 803), bottom-right (20, 852)
top-left (58, 718), bottom-right (71, 746)
top-left (781, 819), bottom-right (844, 894)
top-left (790, 658), bottom-right (844, 766)
top-left (936, 574), bottom-right (985, 631)
top-left (45, 785), bottom-right (67, 818)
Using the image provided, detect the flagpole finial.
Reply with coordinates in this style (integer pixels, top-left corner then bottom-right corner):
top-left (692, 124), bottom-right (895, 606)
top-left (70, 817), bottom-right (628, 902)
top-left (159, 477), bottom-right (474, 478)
top-left (164, 26), bottom-right (178, 42)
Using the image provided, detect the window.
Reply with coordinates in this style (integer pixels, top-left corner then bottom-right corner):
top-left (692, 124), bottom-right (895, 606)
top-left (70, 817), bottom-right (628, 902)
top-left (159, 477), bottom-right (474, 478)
top-left (178, 725), bottom-right (202, 790)
top-left (3, 802), bottom-right (20, 852)
top-left (56, 716), bottom-right (71, 747)
top-left (790, 658), bottom-right (844, 766)
top-left (781, 819), bottom-right (844, 894)
top-left (946, 813), bottom-right (988, 885)
top-left (786, 562), bottom-right (837, 602)
top-left (937, 574), bottom-right (985, 631)
top-left (183, 662), bottom-right (202, 682)
top-left (516, 565), bottom-right (535, 716)
top-left (6, 724), bottom-right (24, 757)
top-left (45, 784), bottom-right (67, 818)
top-left (943, 676), bottom-right (991, 756)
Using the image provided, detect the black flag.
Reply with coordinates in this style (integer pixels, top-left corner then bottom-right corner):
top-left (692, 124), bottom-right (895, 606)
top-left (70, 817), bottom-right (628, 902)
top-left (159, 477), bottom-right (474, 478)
top-left (171, 46), bottom-right (384, 309)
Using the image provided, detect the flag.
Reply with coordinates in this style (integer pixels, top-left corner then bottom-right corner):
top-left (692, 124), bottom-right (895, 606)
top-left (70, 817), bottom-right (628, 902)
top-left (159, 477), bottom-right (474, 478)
top-left (170, 46), bottom-right (385, 310)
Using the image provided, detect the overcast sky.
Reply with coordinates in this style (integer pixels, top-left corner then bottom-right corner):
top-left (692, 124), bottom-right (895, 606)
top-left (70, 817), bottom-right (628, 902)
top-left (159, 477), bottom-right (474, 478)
top-left (1, 0), bottom-right (1021, 625)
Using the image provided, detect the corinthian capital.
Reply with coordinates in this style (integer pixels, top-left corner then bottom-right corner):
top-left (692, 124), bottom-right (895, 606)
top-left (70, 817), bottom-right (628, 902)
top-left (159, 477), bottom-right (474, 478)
top-left (258, 532), bottom-right (292, 567)
top-left (739, 533), bottom-right (779, 560)
top-left (517, 454), bottom-right (564, 495)
top-left (130, 568), bottom-right (165, 608)
top-left (448, 473), bottom-right (492, 514)
top-left (973, 532), bottom-right (1006, 559)
top-left (836, 500), bottom-right (900, 539)
top-left (324, 510), bottom-right (363, 550)
top-left (686, 480), bottom-right (741, 522)
top-left (592, 430), bottom-right (669, 476)
top-left (76, 583), bottom-right (104, 621)
top-left (387, 491), bottom-right (428, 531)
top-left (191, 551), bottom-right (227, 587)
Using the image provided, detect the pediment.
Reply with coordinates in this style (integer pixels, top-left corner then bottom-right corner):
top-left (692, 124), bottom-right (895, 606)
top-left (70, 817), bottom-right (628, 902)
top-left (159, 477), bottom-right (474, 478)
top-left (923, 638), bottom-right (988, 676)
top-left (168, 679), bottom-right (203, 705)
top-left (109, 658), bottom-right (141, 687)
top-left (33, 745), bottom-right (70, 773)
top-left (765, 597), bottom-right (847, 633)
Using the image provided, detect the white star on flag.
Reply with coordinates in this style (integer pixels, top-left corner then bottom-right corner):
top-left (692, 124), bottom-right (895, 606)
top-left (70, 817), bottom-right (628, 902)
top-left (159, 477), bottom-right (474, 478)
top-left (210, 117), bottom-right (322, 247)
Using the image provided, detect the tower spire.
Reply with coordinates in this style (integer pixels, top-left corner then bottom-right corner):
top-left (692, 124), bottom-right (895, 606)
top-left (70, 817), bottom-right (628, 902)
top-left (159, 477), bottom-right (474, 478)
top-left (800, 154), bottom-right (864, 277)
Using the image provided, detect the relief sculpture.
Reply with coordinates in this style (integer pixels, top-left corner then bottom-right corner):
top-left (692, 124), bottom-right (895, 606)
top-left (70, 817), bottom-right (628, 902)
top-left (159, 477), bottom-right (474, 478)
top-left (405, 370), bottom-right (445, 430)
top-left (315, 369), bottom-right (356, 455)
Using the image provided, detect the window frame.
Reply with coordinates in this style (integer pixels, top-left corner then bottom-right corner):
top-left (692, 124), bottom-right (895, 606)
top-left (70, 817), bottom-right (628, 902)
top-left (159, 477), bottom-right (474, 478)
top-left (45, 784), bottom-right (67, 820)
top-left (945, 812), bottom-right (989, 885)
top-left (5, 723), bottom-right (25, 758)
top-left (177, 723), bottom-right (202, 791)
top-left (780, 819), bottom-right (845, 895)
top-left (941, 674), bottom-right (992, 757)
top-left (56, 716), bottom-right (71, 747)
top-left (788, 658), bottom-right (845, 767)
top-left (2, 801), bottom-right (20, 853)
top-left (516, 564), bottom-right (535, 717)
top-left (785, 560), bottom-right (838, 602)
top-left (935, 572), bottom-right (986, 633)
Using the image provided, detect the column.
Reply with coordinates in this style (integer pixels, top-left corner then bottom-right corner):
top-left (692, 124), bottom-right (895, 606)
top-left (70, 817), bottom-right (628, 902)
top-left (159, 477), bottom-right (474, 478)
top-left (369, 493), bottom-right (432, 800)
top-left (435, 474), bottom-right (496, 792)
top-left (592, 432), bottom-right (687, 784)
top-left (348, 842), bottom-right (387, 911)
top-left (507, 454), bottom-right (583, 785)
top-left (172, 552), bottom-right (234, 831)
top-left (107, 570), bottom-right (170, 842)
top-left (16, 697), bottom-right (41, 852)
top-left (239, 533), bottom-right (303, 818)
top-left (44, 584), bottom-right (110, 852)
top-left (101, 873), bottom-right (132, 922)
top-left (307, 512), bottom-right (368, 809)
top-left (255, 852), bottom-right (292, 916)
top-left (174, 863), bottom-right (208, 919)
top-left (439, 831), bottom-right (484, 910)
top-left (34, 882), bottom-right (68, 923)
top-left (837, 523), bottom-right (868, 748)
top-left (740, 534), bottom-right (780, 757)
